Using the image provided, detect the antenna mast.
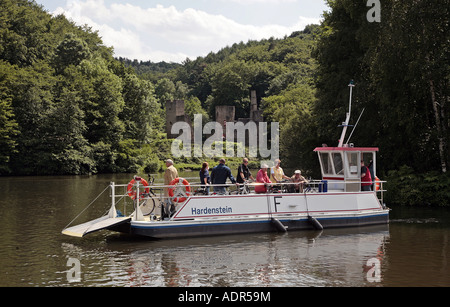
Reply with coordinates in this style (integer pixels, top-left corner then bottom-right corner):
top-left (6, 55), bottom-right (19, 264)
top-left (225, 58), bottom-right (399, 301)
top-left (338, 81), bottom-right (355, 147)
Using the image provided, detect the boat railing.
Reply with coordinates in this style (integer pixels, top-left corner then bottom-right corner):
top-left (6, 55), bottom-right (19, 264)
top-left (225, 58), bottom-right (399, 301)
top-left (110, 179), bottom-right (386, 200)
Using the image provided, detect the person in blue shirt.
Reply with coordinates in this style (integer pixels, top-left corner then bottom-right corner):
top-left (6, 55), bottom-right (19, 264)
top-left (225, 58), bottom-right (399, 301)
top-left (211, 158), bottom-right (238, 194)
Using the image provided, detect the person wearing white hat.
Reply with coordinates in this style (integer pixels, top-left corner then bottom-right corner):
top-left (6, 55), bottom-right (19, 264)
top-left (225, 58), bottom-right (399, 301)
top-left (255, 164), bottom-right (272, 194)
top-left (290, 170), bottom-right (308, 193)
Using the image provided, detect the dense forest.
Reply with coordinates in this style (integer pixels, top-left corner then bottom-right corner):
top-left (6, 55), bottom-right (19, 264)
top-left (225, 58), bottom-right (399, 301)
top-left (0, 0), bottom-right (448, 205)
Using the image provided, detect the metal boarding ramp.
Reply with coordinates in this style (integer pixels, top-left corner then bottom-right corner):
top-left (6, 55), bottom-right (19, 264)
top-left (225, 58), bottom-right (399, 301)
top-left (62, 216), bottom-right (131, 238)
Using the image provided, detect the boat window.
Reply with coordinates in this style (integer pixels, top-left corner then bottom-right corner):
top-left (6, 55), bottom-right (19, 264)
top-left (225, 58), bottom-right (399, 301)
top-left (361, 152), bottom-right (376, 177)
top-left (320, 152), bottom-right (333, 175)
top-left (361, 152), bottom-right (374, 166)
top-left (333, 153), bottom-right (344, 175)
top-left (346, 152), bottom-right (359, 178)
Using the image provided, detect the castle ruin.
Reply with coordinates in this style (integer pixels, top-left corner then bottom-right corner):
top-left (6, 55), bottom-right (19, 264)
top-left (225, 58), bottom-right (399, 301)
top-left (166, 100), bottom-right (191, 139)
top-left (166, 90), bottom-right (264, 145)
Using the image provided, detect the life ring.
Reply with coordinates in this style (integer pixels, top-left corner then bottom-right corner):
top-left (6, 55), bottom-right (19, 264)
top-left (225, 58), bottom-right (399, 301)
top-left (168, 178), bottom-right (191, 203)
top-left (375, 177), bottom-right (381, 191)
top-left (127, 177), bottom-right (150, 200)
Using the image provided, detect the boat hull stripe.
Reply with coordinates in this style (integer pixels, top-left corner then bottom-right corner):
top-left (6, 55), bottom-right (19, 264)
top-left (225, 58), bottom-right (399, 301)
top-left (129, 213), bottom-right (389, 239)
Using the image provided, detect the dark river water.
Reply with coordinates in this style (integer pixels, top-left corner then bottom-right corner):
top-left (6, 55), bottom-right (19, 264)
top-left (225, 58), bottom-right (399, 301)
top-left (0, 173), bottom-right (449, 287)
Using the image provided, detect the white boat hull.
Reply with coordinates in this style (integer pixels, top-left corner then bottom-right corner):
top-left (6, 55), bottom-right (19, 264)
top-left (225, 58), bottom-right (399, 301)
top-left (121, 191), bottom-right (389, 239)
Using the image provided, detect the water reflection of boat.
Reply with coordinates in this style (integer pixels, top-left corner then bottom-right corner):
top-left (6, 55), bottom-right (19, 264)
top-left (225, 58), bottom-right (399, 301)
top-left (62, 82), bottom-right (389, 240)
top-left (61, 225), bottom-right (389, 286)
top-left (125, 227), bottom-right (389, 287)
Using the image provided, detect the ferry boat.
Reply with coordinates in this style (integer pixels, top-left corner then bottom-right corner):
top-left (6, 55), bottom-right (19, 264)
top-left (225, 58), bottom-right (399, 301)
top-left (62, 83), bottom-right (389, 239)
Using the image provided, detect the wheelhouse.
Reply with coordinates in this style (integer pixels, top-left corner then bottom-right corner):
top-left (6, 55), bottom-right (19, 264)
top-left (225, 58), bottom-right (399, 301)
top-left (314, 146), bottom-right (378, 192)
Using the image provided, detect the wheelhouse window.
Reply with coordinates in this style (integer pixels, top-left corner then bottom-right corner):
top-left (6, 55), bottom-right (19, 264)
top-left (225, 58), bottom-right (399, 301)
top-left (346, 152), bottom-right (360, 178)
top-left (320, 152), bottom-right (333, 175)
top-left (333, 153), bottom-right (344, 175)
top-left (314, 147), bottom-right (378, 182)
top-left (361, 152), bottom-right (375, 167)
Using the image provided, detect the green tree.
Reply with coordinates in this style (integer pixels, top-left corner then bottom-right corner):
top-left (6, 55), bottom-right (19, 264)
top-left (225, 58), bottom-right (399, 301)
top-left (53, 33), bottom-right (91, 74)
top-left (78, 57), bottom-right (125, 146)
top-left (313, 0), bottom-right (371, 147)
top-left (314, 0), bottom-right (449, 175)
top-left (0, 0), bottom-right (54, 66)
top-left (0, 0), bottom-right (173, 175)
top-left (206, 58), bottom-right (252, 119)
top-left (0, 62), bottom-right (19, 173)
top-left (184, 96), bottom-right (210, 123)
top-left (7, 61), bottom-right (57, 174)
top-left (369, 0), bottom-right (449, 173)
top-left (154, 78), bottom-right (176, 103)
top-left (175, 58), bottom-right (211, 104)
top-left (121, 73), bottom-right (162, 143)
top-left (43, 87), bottom-right (94, 174)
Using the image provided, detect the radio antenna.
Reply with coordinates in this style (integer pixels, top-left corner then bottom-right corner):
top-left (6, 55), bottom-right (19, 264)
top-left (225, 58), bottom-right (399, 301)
top-left (345, 108), bottom-right (365, 146)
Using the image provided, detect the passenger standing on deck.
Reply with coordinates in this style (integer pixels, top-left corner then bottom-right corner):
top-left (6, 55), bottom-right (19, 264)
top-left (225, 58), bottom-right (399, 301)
top-left (162, 159), bottom-right (178, 219)
top-left (255, 164), bottom-right (272, 194)
top-left (236, 158), bottom-right (255, 184)
top-left (211, 158), bottom-right (238, 195)
top-left (199, 162), bottom-right (210, 195)
top-left (164, 159), bottom-right (178, 197)
top-left (361, 160), bottom-right (372, 191)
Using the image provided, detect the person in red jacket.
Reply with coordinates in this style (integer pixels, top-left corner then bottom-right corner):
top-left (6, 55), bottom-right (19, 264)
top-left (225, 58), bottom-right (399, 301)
top-left (255, 164), bottom-right (272, 194)
top-left (361, 160), bottom-right (373, 191)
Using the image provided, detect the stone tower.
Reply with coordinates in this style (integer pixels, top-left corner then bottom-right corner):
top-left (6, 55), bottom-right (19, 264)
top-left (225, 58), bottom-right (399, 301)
top-left (166, 100), bottom-right (191, 139)
top-left (250, 90), bottom-right (263, 122)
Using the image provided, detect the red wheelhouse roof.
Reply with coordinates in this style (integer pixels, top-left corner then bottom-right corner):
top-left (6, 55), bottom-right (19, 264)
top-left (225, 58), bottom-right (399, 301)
top-left (314, 147), bottom-right (379, 152)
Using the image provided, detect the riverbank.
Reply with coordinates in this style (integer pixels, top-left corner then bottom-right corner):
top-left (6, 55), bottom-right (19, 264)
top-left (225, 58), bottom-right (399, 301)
top-left (384, 166), bottom-right (450, 207)
top-left (167, 158), bottom-right (261, 173)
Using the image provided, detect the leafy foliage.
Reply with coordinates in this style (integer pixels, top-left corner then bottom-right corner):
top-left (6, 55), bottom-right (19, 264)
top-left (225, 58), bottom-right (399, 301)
top-left (313, 0), bottom-right (449, 174)
top-left (385, 166), bottom-right (450, 206)
top-left (0, 0), bottom-right (163, 175)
